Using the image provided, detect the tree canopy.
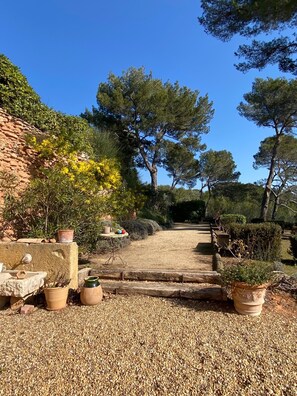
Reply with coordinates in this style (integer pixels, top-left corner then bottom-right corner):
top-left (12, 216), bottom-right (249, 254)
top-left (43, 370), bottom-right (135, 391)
top-left (238, 77), bottom-right (297, 220)
top-left (162, 141), bottom-right (201, 190)
top-left (199, 150), bottom-right (240, 208)
top-left (84, 67), bottom-right (214, 192)
top-left (199, 0), bottom-right (297, 75)
top-left (254, 135), bottom-right (297, 219)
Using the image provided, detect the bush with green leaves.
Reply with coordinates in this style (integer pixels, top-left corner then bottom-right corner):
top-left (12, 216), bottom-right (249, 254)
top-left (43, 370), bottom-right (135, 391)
top-left (219, 261), bottom-right (276, 286)
top-left (229, 223), bottom-right (282, 261)
top-left (220, 214), bottom-right (246, 228)
top-left (1, 171), bottom-right (136, 252)
top-left (136, 219), bottom-right (162, 235)
top-left (120, 220), bottom-right (149, 240)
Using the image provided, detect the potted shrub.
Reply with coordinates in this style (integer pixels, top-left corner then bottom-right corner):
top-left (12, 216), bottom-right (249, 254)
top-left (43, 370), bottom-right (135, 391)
top-left (219, 261), bottom-right (276, 316)
top-left (44, 274), bottom-right (71, 311)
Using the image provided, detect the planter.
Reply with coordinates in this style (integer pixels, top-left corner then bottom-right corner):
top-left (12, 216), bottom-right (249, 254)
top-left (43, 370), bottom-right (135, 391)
top-left (232, 282), bottom-right (268, 316)
top-left (80, 285), bottom-right (103, 306)
top-left (58, 229), bottom-right (74, 243)
top-left (103, 226), bottom-right (111, 234)
top-left (44, 287), bottom-right (69, 311)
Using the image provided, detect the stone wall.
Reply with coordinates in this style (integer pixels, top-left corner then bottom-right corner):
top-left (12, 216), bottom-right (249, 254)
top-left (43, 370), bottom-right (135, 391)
top-left (0, 107), bottom-right (44, 204)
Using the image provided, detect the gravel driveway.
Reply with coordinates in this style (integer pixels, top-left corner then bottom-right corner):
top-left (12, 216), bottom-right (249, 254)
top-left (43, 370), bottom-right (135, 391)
top-left (1, 295), bottom-right (296, 396)
top-left (91, 223), bottom-right (213, 271)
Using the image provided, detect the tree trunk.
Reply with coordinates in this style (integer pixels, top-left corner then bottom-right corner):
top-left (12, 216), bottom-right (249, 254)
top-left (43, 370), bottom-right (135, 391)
top-left (150, 166), bottom-right (158, 192)
top-left (271, 195), bottom-right (280, 220)
top-left (260, 134), bottom-right (281, 221)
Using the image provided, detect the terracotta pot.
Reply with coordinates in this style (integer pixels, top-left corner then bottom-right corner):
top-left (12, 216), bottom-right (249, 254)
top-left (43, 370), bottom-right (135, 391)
top-left (232, 282), bottom-right (268, 316)
top-left (58, 229), bottom-right (74, 243)
top-left (103, 226), bottom-right (111, 234)
top-left (44, 287), bottom-right (69, 311)
top-left (80, 285), bottom-right (103, 306)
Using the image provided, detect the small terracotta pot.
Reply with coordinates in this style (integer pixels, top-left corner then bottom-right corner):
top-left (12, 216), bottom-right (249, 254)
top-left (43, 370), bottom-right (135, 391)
top-left (44, 287), bottom-right (69, 311)
top-left (58, 229), bottom-right (74, 243)
top-left (103, 226), bottom-right (111, 234)
top-left (80, 285), bottom-right (103, 306)
top-left (232, 282), bottom-right (268, 316)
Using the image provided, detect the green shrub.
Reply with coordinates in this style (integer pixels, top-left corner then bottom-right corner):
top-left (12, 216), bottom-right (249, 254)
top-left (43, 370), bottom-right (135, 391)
top-left (220, 214), bottom-right (246, 227)
top-left (1, 171), bottom-right (136, 252)
top-left (171, 200), bottom-right (205, 222)
top-left (137, 218), bottom-right (162, 235)
top-left (290, 235), bottom-right (297, 259)
top-left (120, 220), bottom-right (148, 240)
top-left (229, 223), bottom-right (282, 261)
top-left (138, 208), bottom-right (172, 228)
top-left (219, 261), bottom-right (276, 286)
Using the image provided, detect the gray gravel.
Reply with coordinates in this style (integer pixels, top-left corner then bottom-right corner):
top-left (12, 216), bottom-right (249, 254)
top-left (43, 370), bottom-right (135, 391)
top-left (0, 296), bottom-right (296, 396)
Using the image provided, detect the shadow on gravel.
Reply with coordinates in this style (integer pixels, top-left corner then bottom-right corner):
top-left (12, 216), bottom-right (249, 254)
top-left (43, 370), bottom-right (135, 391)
top-left (195, 242), bottom-right (213, 255)
top-left (170, 298), bottom-right (237, 315)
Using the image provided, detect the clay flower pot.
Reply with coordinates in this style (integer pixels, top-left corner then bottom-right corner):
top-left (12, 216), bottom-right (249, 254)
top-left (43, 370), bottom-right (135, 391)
top-left (103, 226), bottom-right (111, 234)
top-left (80, 285), bottom-right (103, 306)
top-left (80, 276), bottom-right (103, 306)
top-left (232, 282), bottom-right (268, 316)
top-left (58, 229), bottom-right (74, 243)
top-left (44, 286), bottom-right (69, 311)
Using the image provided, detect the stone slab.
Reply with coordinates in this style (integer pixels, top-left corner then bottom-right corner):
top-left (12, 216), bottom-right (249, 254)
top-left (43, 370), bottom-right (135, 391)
top-left (0, 270), bottom-right (47, 297)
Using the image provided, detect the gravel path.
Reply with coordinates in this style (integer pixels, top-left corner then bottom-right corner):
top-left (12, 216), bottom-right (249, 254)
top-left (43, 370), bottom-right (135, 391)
top-left (91, 223), bottom-right (213, 270)
top-left (1, 295), bottom-right (296, 396)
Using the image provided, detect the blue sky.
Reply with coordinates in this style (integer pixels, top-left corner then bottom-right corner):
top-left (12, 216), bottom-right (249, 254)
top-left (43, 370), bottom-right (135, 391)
top-left (1, 0), bottom-right (288, 187)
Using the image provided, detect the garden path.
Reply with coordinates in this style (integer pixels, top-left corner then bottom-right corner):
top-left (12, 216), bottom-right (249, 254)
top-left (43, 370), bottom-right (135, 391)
top-left (90, 222), bottom-right (213, 271)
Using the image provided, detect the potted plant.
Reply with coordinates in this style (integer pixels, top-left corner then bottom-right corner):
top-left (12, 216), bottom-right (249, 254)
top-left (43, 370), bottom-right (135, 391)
top-left (57, 229), bottom-right (74, 243)
top-left (219, 261), bottom-right (276, 316)
top-left (44, 273), bottom-right (71, 311)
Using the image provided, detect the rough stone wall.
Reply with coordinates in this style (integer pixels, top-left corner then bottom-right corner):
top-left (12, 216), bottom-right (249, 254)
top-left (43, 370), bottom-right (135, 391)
top-left (0, 108), bottom-right (44, 203)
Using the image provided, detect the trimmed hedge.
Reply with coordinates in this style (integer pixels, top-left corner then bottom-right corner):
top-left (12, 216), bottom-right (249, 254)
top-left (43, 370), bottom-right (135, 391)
top-left (171, 200), bottom-right (205, 223)
top-left (120, 220), bottom-right (148, 240)
top-left (290, 235), bottom-right (297, 259)
top-left (220, 214), bottom-right (246, 226)
top-left (137, 219), bottom-right (162, 235)
top-left (229, 223), bottom-right (282, 261)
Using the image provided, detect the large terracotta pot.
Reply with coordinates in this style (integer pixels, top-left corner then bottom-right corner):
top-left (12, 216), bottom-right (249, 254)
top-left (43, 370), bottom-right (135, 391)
top-left (80, 285), bottom-right (103, 306)
top-left (58, 229), bottom-right (74, 243)
top-left (232, 282), bottom-right (268, 316)
top-left (44, 287), bottom-right (69, 311)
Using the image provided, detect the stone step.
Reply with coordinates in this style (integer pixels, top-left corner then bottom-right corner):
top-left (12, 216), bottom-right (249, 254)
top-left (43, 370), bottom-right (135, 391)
top-left (90, 268), bottom-right (221, 284)
top-left (101, 280), bottom-right (226, 301)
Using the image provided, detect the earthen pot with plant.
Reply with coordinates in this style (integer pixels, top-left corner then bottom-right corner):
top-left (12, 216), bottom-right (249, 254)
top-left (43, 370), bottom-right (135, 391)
top-left (219, 261), bottom-right (276, 316)
top-left (44, 274), bottom-right (71, 311)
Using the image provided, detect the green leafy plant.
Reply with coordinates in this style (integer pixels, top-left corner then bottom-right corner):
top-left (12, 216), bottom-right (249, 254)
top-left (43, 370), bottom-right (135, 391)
top-left (220, 214), bottom-right (246, 227)
top-left (219, 261), bottom-right (276, 286)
